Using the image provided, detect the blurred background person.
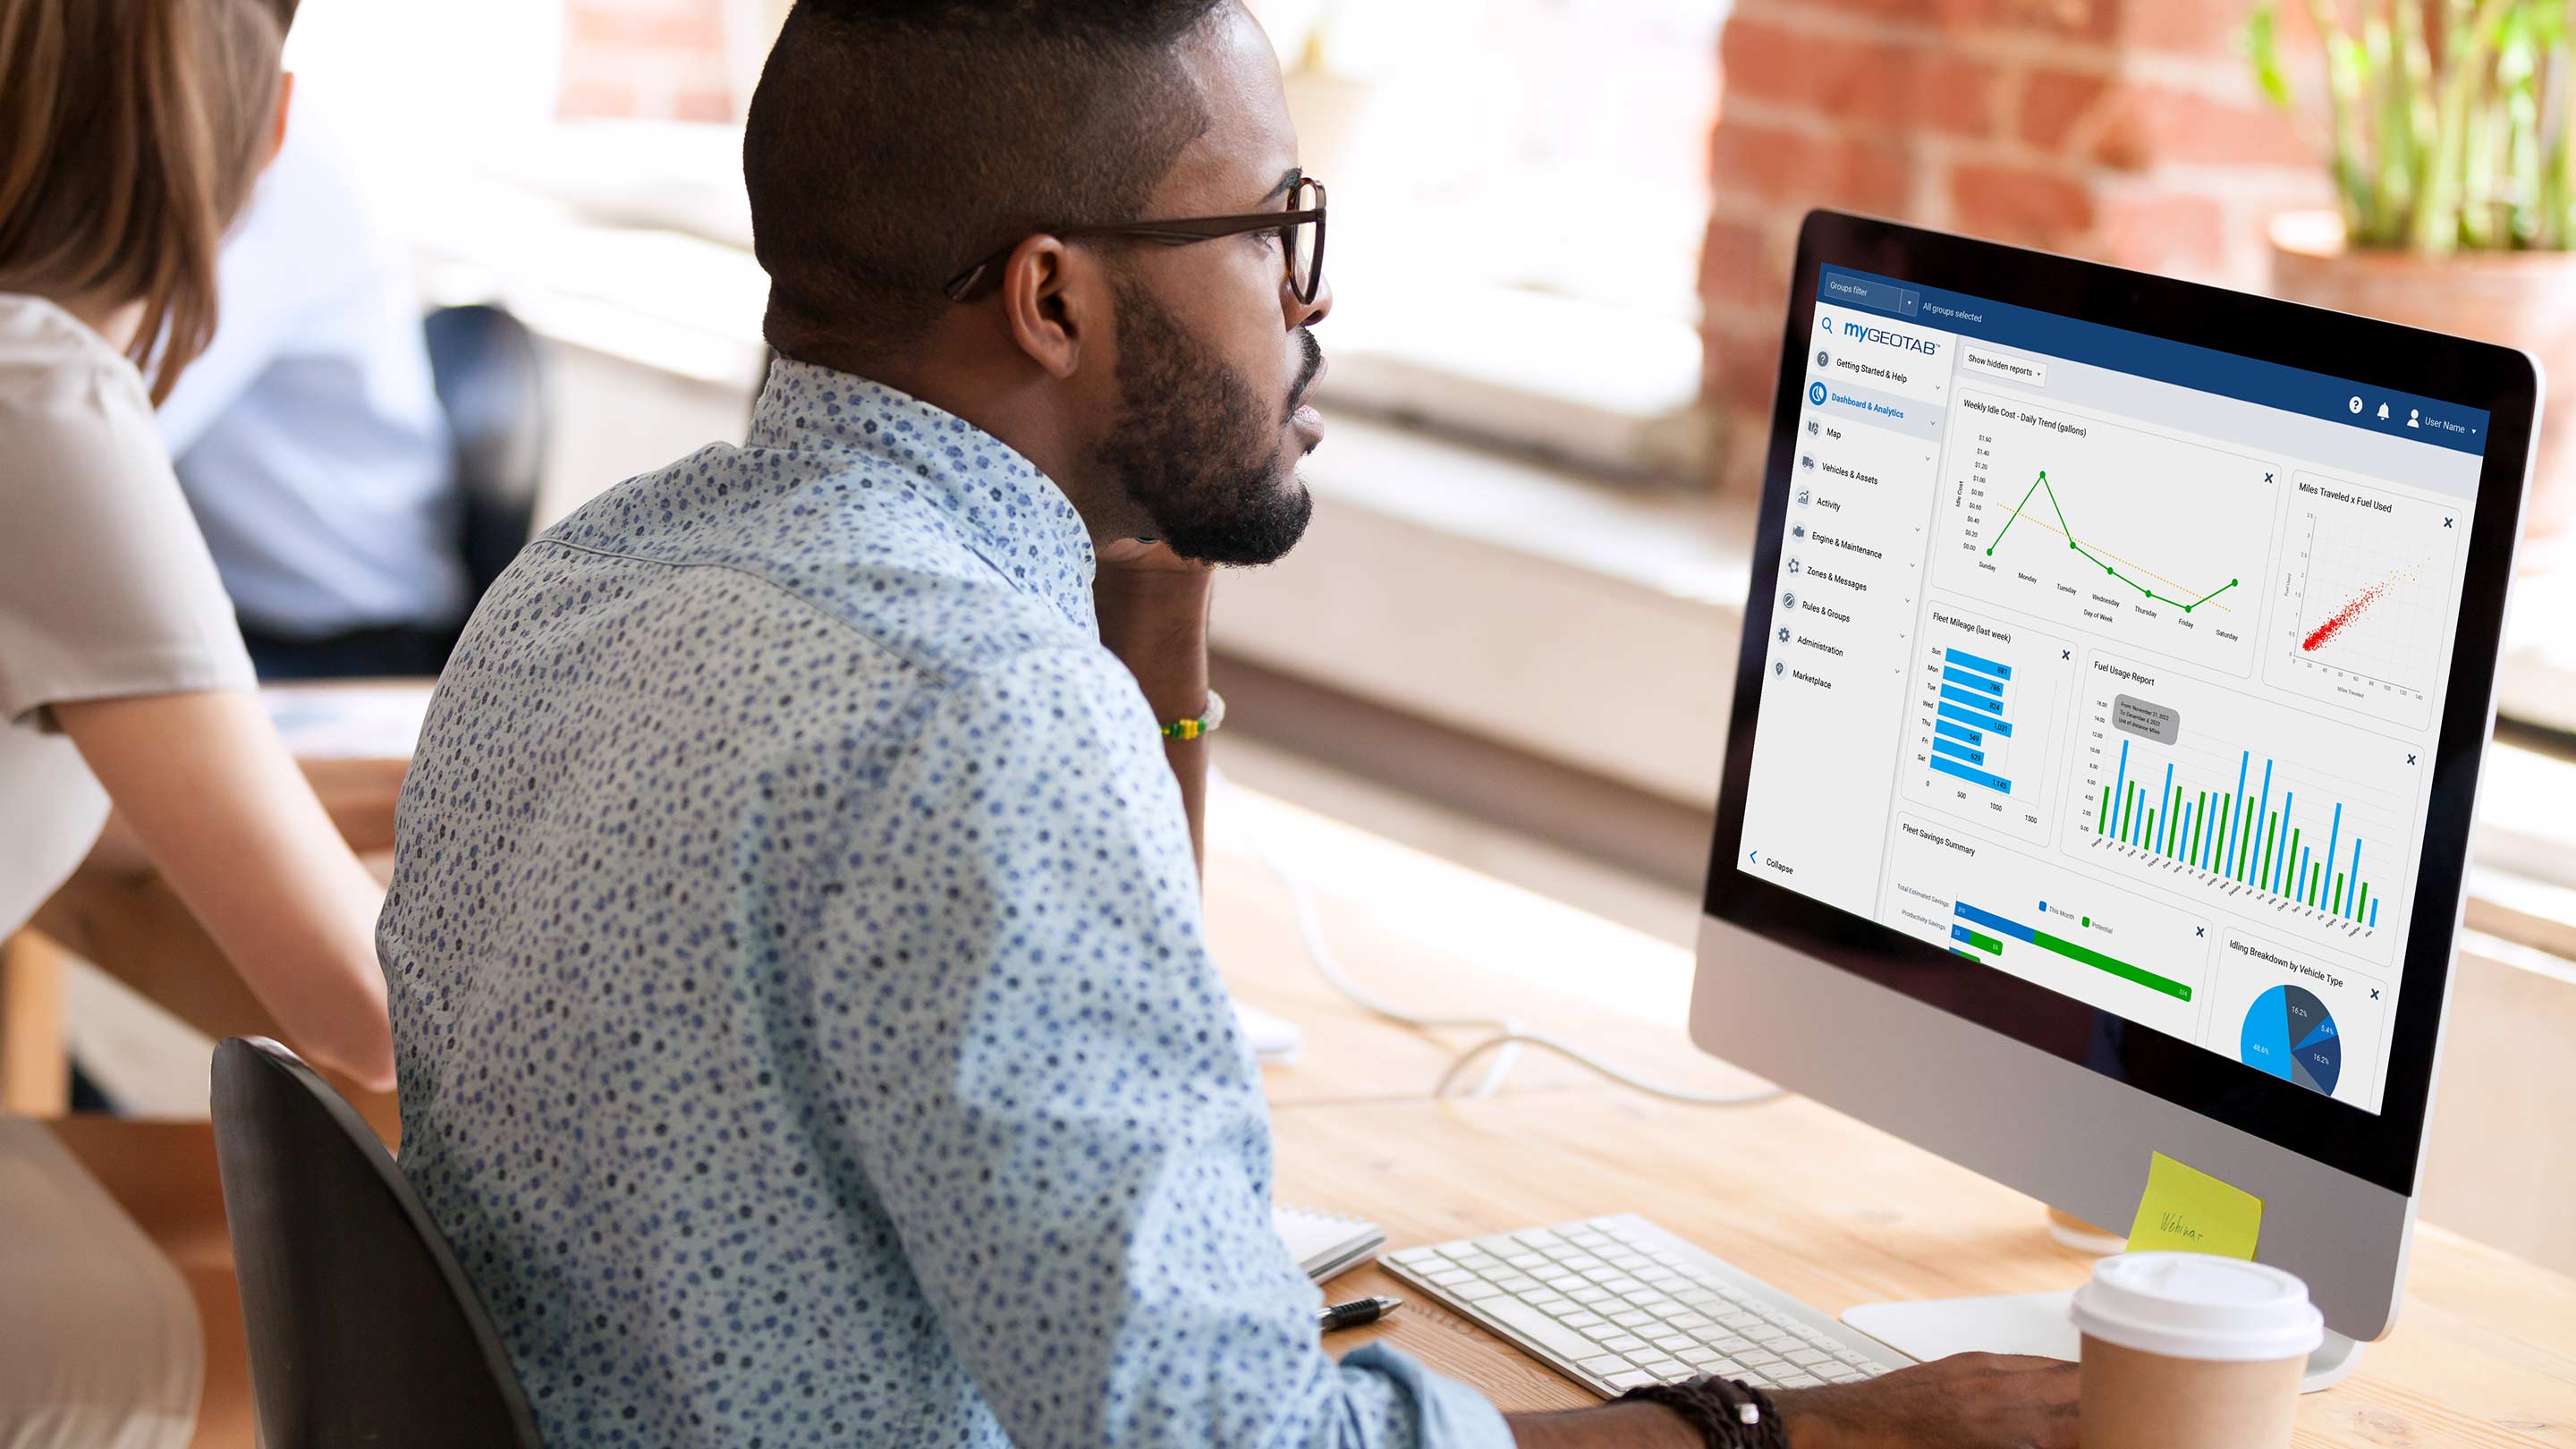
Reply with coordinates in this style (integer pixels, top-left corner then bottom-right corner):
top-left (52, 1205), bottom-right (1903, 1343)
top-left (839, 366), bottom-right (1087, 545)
top-left (157, 93), bottom-right (469, 681)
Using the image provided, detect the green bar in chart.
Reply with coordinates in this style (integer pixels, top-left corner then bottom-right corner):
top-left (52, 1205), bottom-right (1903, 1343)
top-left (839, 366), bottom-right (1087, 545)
top-left (2034, 928), bottom-right (2193, 1001)
top-left (2334, 873), bottom-right (2347, 913)
top-left (1962, 928), bottom-right (2003, 953)
top-left (2145, 810), bottom-right (2156, 850)
top-left (2261, 813), bottom-right (2278, 886)
top-left (2099, 787), bottom-right (2112, 835)
top-left (2194, 792), bottom-right (2207, 863)
top-left (2357, 882), bottom-right (2368, 920)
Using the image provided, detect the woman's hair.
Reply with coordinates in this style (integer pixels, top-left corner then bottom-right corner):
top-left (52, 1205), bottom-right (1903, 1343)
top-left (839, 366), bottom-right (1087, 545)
top-left (0, 0), bottom-right (285, 402)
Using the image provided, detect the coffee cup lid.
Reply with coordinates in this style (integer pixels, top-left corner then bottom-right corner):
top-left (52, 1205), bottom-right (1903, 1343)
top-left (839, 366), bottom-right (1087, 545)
top-left (2069, 1253), bottom-right (2325, 1362)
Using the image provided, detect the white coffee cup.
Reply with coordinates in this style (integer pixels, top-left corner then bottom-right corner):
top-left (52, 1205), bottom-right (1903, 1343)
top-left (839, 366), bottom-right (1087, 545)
top-left (2069, 1252), bottom-right (2325, 1449)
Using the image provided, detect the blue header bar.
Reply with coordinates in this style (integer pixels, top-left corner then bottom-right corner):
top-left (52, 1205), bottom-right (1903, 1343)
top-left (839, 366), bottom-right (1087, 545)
top-left (1818, 265), bottom-right (2489, 455)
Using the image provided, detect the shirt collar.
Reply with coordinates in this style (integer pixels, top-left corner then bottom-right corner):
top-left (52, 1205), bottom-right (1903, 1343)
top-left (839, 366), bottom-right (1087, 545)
top-left (749, 356), bottom-right (1097, 627)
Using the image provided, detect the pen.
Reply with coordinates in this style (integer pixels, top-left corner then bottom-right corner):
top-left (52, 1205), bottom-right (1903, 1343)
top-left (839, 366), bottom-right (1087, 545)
top-left (1317, 1295), bottom-right (1404, 1332)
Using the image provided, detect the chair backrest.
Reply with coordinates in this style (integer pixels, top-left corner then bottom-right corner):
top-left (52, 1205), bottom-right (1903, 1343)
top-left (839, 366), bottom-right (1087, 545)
top-left (210, 1037), bottom-right (544, 1449)
top-left (422, 303), bottom-right (547, 606)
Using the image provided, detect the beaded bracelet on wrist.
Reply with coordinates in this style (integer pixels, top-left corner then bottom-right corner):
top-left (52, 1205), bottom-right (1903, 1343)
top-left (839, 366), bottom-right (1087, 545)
top-left (1612, 1377), bottom-right (1788, 1449)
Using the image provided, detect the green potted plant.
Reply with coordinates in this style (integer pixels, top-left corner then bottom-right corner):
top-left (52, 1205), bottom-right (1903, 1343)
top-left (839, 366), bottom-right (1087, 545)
top-left (2251, 0), bottom-right (2576, 555)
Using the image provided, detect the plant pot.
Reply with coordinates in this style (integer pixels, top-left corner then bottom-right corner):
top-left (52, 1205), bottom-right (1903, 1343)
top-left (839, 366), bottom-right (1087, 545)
top-left (2268, 210), bottom-right (2576, 561)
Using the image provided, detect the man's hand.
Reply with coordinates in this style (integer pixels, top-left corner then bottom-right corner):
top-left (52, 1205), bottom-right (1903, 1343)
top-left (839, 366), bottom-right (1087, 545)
top-left (1775, 1353), bottom-right (2079, 1449)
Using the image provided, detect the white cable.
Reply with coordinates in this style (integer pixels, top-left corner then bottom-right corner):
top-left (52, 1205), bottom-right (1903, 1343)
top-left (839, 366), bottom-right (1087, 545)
top-left (1228, 775), bottom-right (1783, 1107)
top-left (1430, 1029), bottom-right (1784, 1107)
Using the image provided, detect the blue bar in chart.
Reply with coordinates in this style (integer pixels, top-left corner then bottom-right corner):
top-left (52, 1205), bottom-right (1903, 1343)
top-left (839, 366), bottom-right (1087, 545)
top-left (1938, 702), bottom-right (2012, 736)
top-left (1927, 645), bottom-right (2018, 797)
top-left (1945, 648), bottom-right (2012, 680)
top-left (1929, 755), bottom-right (2012, 793)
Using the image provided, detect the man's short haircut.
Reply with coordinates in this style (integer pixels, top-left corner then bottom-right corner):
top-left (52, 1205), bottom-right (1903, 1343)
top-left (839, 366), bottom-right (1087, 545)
top-left (745, 0), bottom-right (1231, 369)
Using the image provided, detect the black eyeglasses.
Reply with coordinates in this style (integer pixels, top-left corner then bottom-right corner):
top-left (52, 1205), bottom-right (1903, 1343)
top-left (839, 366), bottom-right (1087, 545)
top-left (943, 177), bottom-right (1326, 305)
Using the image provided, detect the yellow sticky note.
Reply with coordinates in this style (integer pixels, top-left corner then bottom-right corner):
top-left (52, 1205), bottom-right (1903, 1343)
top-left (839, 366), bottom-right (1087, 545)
top-left (2126, 1152), bottom-right (2263, 1259)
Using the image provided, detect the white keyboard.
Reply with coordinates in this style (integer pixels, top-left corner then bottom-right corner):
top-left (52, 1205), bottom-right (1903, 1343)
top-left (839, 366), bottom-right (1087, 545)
top-left (1380, 1215), bottom-right (1911, 1395)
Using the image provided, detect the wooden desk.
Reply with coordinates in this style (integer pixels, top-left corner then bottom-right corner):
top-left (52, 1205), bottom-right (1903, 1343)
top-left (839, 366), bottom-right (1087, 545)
top-left (16, 686), bottom-right (2576, 1444)
top-left (1210, 799), bottom-right (2576, 1433)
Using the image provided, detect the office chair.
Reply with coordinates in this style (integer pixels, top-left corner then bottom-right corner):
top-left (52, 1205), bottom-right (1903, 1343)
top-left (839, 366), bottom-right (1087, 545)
top-left (210, 1037), bottom-right (545, 1449)
top-left (423, 303), bottom-right (547, 607)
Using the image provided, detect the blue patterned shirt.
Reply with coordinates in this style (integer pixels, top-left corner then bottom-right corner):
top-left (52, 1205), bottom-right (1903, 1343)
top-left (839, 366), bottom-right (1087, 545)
top-left (381, 360), bottom-right (1511, 1449)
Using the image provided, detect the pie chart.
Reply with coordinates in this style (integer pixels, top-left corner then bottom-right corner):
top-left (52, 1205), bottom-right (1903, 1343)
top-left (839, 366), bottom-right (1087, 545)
top-left (2241, 985), bottom-right (2341, 1096)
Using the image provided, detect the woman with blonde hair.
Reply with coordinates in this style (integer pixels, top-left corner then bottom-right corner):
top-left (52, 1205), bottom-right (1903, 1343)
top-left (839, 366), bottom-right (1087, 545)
top-left (1, 1), bottom-right (398, 1445)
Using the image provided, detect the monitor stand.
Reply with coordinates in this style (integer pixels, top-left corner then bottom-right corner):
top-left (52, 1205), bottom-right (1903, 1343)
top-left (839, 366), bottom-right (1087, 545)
top-left (1842, 1293), bottom-right (2363, 1394)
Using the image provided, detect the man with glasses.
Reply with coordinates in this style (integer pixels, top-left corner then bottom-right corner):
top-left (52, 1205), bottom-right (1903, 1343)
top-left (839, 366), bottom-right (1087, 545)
top-left (380, 3), bottom-right (2073, 1446)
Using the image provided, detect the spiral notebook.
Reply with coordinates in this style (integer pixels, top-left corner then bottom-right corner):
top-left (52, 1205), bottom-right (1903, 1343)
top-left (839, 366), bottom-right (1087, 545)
top-left (1274, 1204), bottom-right (1385, 1284)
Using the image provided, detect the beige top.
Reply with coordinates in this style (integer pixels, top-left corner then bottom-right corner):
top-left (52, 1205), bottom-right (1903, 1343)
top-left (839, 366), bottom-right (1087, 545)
top-left (0, 293), bottom-right (254, 936)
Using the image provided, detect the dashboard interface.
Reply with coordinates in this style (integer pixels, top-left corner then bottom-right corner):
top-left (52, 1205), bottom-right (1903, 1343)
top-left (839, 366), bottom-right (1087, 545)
top-left (1738, 266), bottom-right (2493, 1116)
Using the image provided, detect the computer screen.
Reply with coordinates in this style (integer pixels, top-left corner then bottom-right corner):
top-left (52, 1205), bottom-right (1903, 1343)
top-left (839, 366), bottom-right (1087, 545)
top-left (1734, 265), bottom-right (2493, 1119)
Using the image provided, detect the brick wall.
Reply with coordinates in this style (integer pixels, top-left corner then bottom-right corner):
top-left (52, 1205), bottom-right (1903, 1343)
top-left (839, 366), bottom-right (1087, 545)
top-left (560, 0), bottom-right (739, 123)
top-left (1699, 0), bottom-right (2332, 491)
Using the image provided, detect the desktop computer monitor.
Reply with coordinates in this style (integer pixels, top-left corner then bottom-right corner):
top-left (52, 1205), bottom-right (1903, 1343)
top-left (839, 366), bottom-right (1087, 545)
top-left (1693, 211), bottom-right (2540, 1370)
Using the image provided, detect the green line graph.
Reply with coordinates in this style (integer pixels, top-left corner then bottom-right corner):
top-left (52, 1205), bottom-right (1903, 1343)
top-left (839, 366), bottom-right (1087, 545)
top-left (1985, 470), bottom-right (2240, 614)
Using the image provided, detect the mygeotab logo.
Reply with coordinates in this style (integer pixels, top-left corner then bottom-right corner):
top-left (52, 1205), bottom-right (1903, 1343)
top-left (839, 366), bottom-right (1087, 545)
top-left (1841, 319), bottom-right (1940, 357)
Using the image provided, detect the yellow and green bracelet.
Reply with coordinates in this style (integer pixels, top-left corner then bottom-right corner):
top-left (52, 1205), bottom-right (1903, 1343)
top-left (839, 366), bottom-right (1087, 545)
top-left (1160, 689), bottom-right (1226, 741)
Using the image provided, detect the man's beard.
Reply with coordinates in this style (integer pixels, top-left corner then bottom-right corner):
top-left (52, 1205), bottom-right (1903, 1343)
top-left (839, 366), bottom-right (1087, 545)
top-left (1091, 279), bottom-right (1318, 566)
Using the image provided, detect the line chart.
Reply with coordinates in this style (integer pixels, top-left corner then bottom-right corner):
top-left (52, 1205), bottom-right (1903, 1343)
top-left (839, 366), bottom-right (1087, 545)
top-left (1985, 470), bottom-right (2242, 615)
top-left (1934, 391), bottom-right (2277, 678)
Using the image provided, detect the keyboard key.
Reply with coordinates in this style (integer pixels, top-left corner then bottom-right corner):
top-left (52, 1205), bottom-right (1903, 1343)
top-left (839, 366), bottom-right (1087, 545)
top-left (1637, 1357), bottom-right (1688, 1378)
top-left (1827, 1368), bottom-right (1870, 1384)
top-left (1457, 1284), bottom-right (1507, 1302)
top-left (1480, 1297), bottom-right (1625, 1362)
top-left (1668, 1312), bottom-right (1712, 1330)
top-left (1610, 1311), bottom-right (1655, 1328)
top-left (1524, 1294), bottom-right (1572, 1313)
top-left (1650, 1334), bottom-right (1694, 1352)
top-left (1601, 1335), bottom-right (1650, 1355)
top-left (1786, 1349), bottom-right (1833, 1368)
top-left (1568, 1289), bottom-right (1614, 1306)
top-left (1605, 1369), bottom-right (1657, 1390)
top-left (1779, 1374), bottom-right (1822, 1388)
top-left (1560, 1312), bottom-right (1606, 1329)
top-left (1577, 1354), bottom-right (1631, 1376)
top-left (1538, 1272), bottom-right (1584, 1290)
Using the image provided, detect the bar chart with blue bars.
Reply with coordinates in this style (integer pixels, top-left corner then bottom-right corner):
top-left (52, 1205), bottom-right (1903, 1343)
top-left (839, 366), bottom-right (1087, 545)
top-left (2070, 662), bottom-right (2416, 961)
top-left (1907, 613), bottom-right (2071, 849)
top-left (1929, 646), bottom-right (2014, 793)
